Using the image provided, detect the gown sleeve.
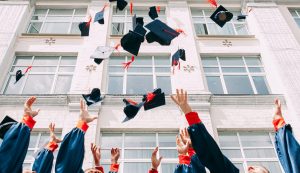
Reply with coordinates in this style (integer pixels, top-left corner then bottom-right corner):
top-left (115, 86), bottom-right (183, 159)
top-left (185, 112), bottom-right (239, 173)
top-left (174, 151), bottom-right (206, 173)
top-left (108, 163), bottom-right (119, 173)
top-left (55, 120), bottom-right (88, 173)
top-left (0, 115), bottom-right (36, 173)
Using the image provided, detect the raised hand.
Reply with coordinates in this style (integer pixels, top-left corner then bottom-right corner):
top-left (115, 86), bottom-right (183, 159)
top-left (180, 128), bottom-right (192, 147)
top-left (111, 148), bottom-right (120, 164)
top-left (24, 96), bottom-right (40, 117)
top-left (151, 147), bottom-right (163, 170)
top-left (49, 123), bottom-right (62, 143)
top-left (80, 99), bottom-right (98, 123)
top-left (91, 143), bottom-right (101, 166)
top-left (171, 89), bottom-right (192, 114)
top-left (274, 99), bottom-right (283, 120)
top-left (176, 135), bottom-right (190, 155)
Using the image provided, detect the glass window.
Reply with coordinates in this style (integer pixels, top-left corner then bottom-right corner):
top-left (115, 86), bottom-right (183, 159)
top-left (27, 8), bottom-right (86, 34)
top-left (108, 56), bottom-right (171, 94)
top-left (219, 131), bottom-right (284, 173)
top-left (289, 9), bottom-right (300, 27)
top-left (3, 56), bottom-right (76, 94)
top-left (202, 56), bottom-right (269, 94)
top-left (191, 8), bottom-right (249, 35)
top-left (111, 7), bottom-right (166, 35)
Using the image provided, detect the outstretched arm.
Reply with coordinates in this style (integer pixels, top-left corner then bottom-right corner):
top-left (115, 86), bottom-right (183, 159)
top-left (171, 89), bottom-right (238, 173)
top-left (0, 97), bottom-right (39, 173)
top-left (149, 147), bottom-right (163, 173)
top-left (109, 148), bottom-right (120, 173)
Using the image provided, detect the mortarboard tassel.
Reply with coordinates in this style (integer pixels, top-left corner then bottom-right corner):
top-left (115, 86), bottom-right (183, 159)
top-left (85, 15), bottom-right (92, 27)
top-left (163, 29), bottom-right (179, 36)
top-left (130, 1), bottom-right (133, 15)
top-left (176, 28), bottom-right (187, 36)
top-left (114, 43), bottom-right (121, 51)
top-left (101, 3), bottom-right (109, 12)
top-left (146, 93), bottom-right (156, 103)
top-left (156, 6), bottom-right (161, 13)
top-left (207, 0), bottom-right (218, 8)
top-left (122, 56), bottom-right (135, 69)
top-left (127, 99), bottom-right (138, 105)
top-left (24, 66), bottom-right (32, 74)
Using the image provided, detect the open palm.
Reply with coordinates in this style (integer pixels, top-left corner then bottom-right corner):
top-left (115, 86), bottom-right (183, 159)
top-left (24, 96), bottom-right (40, 117)
top-left (80, 99), bottom-right (98, 123)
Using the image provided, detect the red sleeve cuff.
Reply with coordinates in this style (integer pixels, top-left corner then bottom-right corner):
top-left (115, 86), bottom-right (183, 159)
top-left (188, 148), bottom-right (195, 157)
top-left (185, 112), bottom-right (201, 126)
top-left (273, 117), bottom-right (286, 131)
top-left (22, 115), bottom-right (36, 130)
top-left (148, 169), bottom-right (158, 173)
top-left (95, 166), bottom-right (104, 173)
top-left (46, 141), bottom-right (58, 152)
top-left (110, 163), bottom-right (119, 172)
top-left (178, 154), bottom-right (191, 165)
top-left (76, 120), bottom-right (89, 132)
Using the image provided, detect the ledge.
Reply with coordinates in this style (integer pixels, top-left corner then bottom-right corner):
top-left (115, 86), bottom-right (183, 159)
top-left (197, 35), bottom-right (256, 39)
top-left (21, 33), bottom-right (82, 38)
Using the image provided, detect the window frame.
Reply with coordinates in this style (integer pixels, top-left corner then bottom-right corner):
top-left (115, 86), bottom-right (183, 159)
top-left (289, 8), bottom-right (300, 28)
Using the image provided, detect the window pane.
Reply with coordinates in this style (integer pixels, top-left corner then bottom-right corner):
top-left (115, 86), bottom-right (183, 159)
top-left (239, 132), bottom-right (273, 147)
top-left (295, 18), bottom-right (300, 27)
top-left (124, 163), bottom-right (150, 173)
top-left (34, 9), bottom-right (47, 16)
top-left (109, 66), bottom-right (124, 73)
top-left (14, 56), bottom-right (32, 65)
top-left (41, 23), bottom-right (70, 34)
top-left (162, 163), bottom-right (177, 173)
top-left (219, 57), bottom-right (244, 66)
top-left (124, 133), bottom-right (156, 147)
top-left (75, 9), bottom-right (87, 15)
top-left (23, 75), bottom-right (54, 94)
top-left (33, 56), bottom-right (59, 65)
top-left (46, 16), bottom-right (72, 21)
top-left (159, 149), bottom-right (177, 158)
top-left (224, 75), bottom-right (253, 94)
top-left (222, 149), bottom-right (242, 158)
top-left (155, 57), bottom-right (170, 66)
top-left (54, 75), bottom-right (72, 94)
top-left (248, 68), bottom-right (264, 73)
top-left (38, 132), bottom-right (50, 147)
top-left (156, 76), bottom-right (171, 94)
top-left (155, 67), bottom-right (170, 73)
top-left (29, 133), bottom-right (39, 148)
top-left (253, 76), bottom-right (269, 94)
top-left (31, 67), bottom-right (57, 72)
top-left (112, 23), bottom-right (124, 35)
top-left (28, 22), bottom-right (42, 33)
top-left (59, 67), bottom-right (75, 72)
top-left (203, 67), bottom-right (219, 73)
top-left (132, 56), bottom-right (152, 65)
top-left (206, 76), bottom-right (224, 94)
top-left (201, 57), bottom-right (218, 66)
top-left (127, 76), bottom-right (153, 94)
top-left (4, 75), bottom-right (23, 94)
top-left (244, 148), bottom-right (276, 158)
top-left (23, 163), bottom-right (32, 171)
top-left (25, 150), bottom-right (34, 161)
top-left (100, 149), bottom-right (111, 159)
top-left (60, 57), bottom-right (77, 65)
top-left (219, 132), bottom-right (239, 147)
top-left (128, 67), bottom-right (152, 73)
top-left (108, 76), bottom-right (123, 94)
top-left (158, 133), bottom-right (177, 147)
top-left (70, 23), bottom-right (81, 34)
top-left (195, 23), bottom-right (208, 35)
top-left (235, 24), bottom-right (248, 35)
top-left (101, 133), bottom-right (122, 148)
top-left (245, 57), bottom-right (262, 66)
top-left (234, 163), bottom-right (245, 173)
top-left (124, 149), bottom-right (152, 159)
top-left (109, 57), bottom-right (125, 65)
top-left (48, 9), bottom-right (73, 15)
top-left (207, 23), bottom-right (235, 35)
top-left (247, 162), bottom-right (283, 173)
top-left (222, 67), bottom-right (246, 73)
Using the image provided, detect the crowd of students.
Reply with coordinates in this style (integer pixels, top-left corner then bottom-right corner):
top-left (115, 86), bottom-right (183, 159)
top-left (0, 89), bottom-right (299, 173)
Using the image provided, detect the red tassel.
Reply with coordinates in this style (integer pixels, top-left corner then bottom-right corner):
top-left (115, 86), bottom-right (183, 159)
top-left (207, 0), bottom-right (218, 7)
top-left (86, 16), bottom-right (92, 27)
top-left (130, 1), bottom-right (133, 15)
top-left (146, 93), bottom-right (156, 103)
top-left (127, 99), bottom-right (138, 105)
top-left (156, 6), bottom-right (161, 13)
top-left (163, 29), bottom-right (179, 36)
top-left (114, 43), bottom-right (121, 51)
top-left (176, 28), bottom-right (186, 35)
top-left (24, 66), bottom-right (32, 74)
top-left (101, 3), bottom-right (109, 12)
top-left (122, 56), bottom-right (135, 69)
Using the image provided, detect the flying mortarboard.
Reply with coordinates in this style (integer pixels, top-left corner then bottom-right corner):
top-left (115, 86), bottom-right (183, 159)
top-left (210, 5), bottom-right (233, 28)
top-left (121, 24), bottom-right (146, 56)
top-left (116, 0), bottom-right (128, 11)
top-left (15, 66), bottom-right (32, 84)
top-left (172, 49), bottom-right (186, 66)
top-left (0, 116), bottom-right (17, 139)
top-left (82, 88), bottom-right (104, 106)
top-left (142, 88), bottom-right (166, 111)
top-left (91, 46), bottom-right (114, 65)
top-left (132, 14), bottom-right (144, 30)
top-left (148, 6), bottom-right (159, 20)
top-left (145, 19), bottom-right (180, 46)
top-left (94, 11), bottom-right (104, 24)
top-left (237, 14), bottom-right (247, 20)
top-left (79, 19), bottom-right (91, 36)
top-left (122, 99), bottom-right (145, 122)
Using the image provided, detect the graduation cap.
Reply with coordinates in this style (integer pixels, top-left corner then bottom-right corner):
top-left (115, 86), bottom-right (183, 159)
top-left (142, 88), bottom-right (166, 111)
top-left (15, 66), bottom-right (32, 84)
top-left (122, 99), bottom-right (145, 122)
top-left (94, 11), bottom-right (104, 24)
top-left (116, 0), bottom-right (128, 11)
top-left (91, 46), bottom-right (114, 65)
top-left (210, 5), bottom-right (233, 28)
top-left (82, 88), bottom-right (104, 106)
top-left (78, 21), bottom-right (91, 36)
top-left (0, 116), bottom-right (17, 139)
top-left (172, 49), bottom-right (186, 66)
top-left (148, 6), bottom-right (158, 20)
top-left (132, 14), bottom-right (144, 30)
top-left (237, 14), bottom-right (247, 20)
top-left (145, 19), bottom-right (180, 46)
top-left (121, 24), bottom-right (146, 56)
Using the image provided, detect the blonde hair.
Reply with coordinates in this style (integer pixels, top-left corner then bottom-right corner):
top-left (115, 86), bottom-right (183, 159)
top-left (84, 168), bottom-right (103, 173)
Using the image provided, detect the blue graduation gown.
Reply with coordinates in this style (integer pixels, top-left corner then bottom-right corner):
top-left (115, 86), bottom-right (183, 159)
top-left (186, 112), bottom-right (239, 173)
top-left (174, 155), bottom-right (206, 173)
top-left (55, 128), bottom-right (85, 173)
top-left (0, 123), bottom-right (31, 173)
top-left (32, 148), bottom-right (54, 173)
top-left (275, 124), bottom-right (300, 173)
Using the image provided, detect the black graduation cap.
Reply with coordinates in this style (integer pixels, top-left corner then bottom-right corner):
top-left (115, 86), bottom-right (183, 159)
top-left (121, 24), bottom-right (146, 56)
top-left (122, 99), bottom-right (145, 122)
top-left (210, 5), bottom-right (233, 28)
top-left (15, 66), bottom-right (32, 84)
top-left (0, 116), bottom-right (17, 139)
top-left (90, 46), bottom-right (114, 65)
top-left (148, 6), bottom-right (158, 20)
top-left (132, 14), bottom-right (144, 30)
top-left (145, 19), bottom-right (179, 46)
top-left (116, 0), bottom-right (128, 11)
top-left (78, 22), bottom-right (90, 36)
top-left (172, 49), bottom-right (186, 66)
top-left (94, 11), bottom-right (104, 24)
top-left (82, 88), bottom-right (104, 106)
top-left (142, 88), bottom-right (166, 111)
top-left (237, 14), bottom-right (247, 20)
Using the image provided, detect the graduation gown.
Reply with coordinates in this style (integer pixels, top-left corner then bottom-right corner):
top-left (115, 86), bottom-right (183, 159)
top-left (273, 118), bottom-right (300, 173)
top-left (0, 115), bottom-right (36, 173)
top-left (32, 141), bottom-right (58, 173)
top-left (185, 112), bottom-right (239, 173)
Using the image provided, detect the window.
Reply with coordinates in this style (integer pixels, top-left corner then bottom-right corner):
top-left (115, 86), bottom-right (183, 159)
top-left (108, 56), bottom-right (171, 94)
top-left (100, 132), bottom-right (178, 173)
top-left (3, 56), bottom-right (77, 94)
top-left (202, 56), bottom-right (269, 94)
top-left (191, 8), bottom-right (249, 35)
top-left (289, 9), bottom-right (300, 27)
top-left (111, 7), bottom-right (166, 35)
top-left (219, 131), bottom-right (283, 173)
top-left (27, 8), bottom-right (87, 34)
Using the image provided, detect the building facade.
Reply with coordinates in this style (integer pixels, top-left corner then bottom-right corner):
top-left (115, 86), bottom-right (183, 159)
top-left (0, 0), bottom-right (300, 172)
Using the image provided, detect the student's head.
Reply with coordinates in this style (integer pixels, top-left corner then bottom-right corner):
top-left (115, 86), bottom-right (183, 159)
top-left (22, 171), bottom-right (36, 173)
top-left (248, 166), bottom-right (270, 173)
top-left (84, 168), bottom-right (103, 173)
